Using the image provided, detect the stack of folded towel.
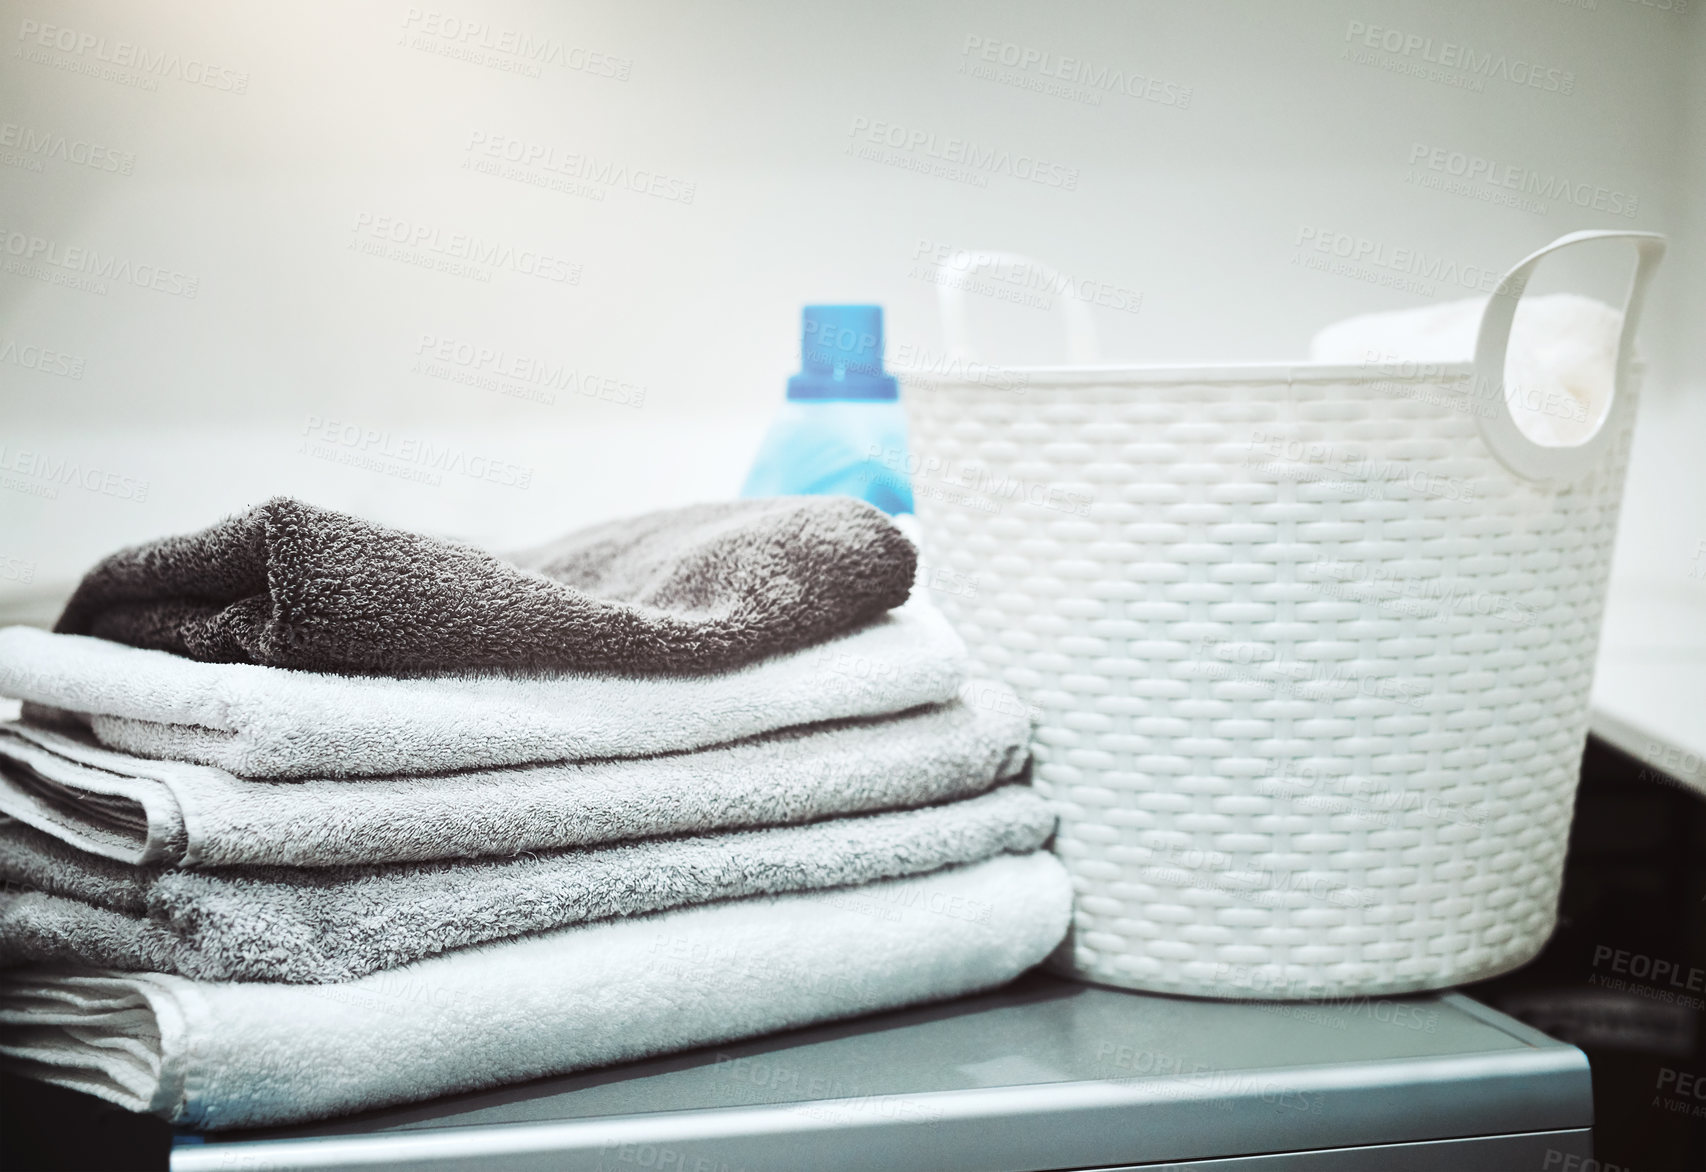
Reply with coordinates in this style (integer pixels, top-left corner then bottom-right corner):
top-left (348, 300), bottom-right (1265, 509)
top-left (0, 496), bottom-right (1070, 1130)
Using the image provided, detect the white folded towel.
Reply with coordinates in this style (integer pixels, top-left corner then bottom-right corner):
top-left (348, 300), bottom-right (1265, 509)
top-left (1308, 291), bottom-right (1624, 447)
top-left (0, 597), bottom-right (965, 779)
top-left (0, 697), bottom-right (1031, 867)
top-left (0, 851), bottom-right (1073, 1130)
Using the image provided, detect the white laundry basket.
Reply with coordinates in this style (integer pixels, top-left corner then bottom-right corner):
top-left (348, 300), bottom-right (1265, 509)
top-left (901, 231), bottom-right (1665, 1000)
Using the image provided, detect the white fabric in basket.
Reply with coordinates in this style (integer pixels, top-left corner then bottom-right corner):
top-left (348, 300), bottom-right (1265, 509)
top-left (1309, 292), bottom-right (1623, 447)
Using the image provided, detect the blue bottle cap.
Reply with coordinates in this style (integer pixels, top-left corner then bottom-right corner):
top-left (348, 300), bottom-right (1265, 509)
top-left (786, 305), bottom-right (899, 401)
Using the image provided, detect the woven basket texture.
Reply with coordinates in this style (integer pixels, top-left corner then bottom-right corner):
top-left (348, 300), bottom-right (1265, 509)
top-left (903, 372), bottom-right (1633, 998)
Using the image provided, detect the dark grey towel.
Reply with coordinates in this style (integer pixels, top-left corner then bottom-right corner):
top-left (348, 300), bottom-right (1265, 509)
top-left (52, 496), bottom-right (915, 674)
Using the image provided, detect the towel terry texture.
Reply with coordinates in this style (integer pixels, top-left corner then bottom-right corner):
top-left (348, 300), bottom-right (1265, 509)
top-left (0, 852), bottom-right (1073, 1129)
top-left (51, 496), bottom-right (917, 675)
top-left (0, 596), bottom-right (964, 778)
top-left (0, 698), bottom-right (1032, 867)
top-left (0, 499), bottom-right (1068, 1129)
top-left (0, 786), bottom-right (1054, 982)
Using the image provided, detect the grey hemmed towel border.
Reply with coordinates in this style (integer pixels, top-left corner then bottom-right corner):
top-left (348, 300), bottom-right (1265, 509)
top-left (0, 785), bottom-right (1056, 983)
top-left (0, 691), bottom-right (1032, 867)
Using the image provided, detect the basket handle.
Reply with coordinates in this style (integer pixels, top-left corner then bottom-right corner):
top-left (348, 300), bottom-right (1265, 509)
top-left (1473, 230), bottom-right (1666, 484)
top-left (935, 250), bottom-right (1101, 364)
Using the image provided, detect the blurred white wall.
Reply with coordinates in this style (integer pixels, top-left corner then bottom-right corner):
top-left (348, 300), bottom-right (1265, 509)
top-left (1, 0), bottom-right (1702, 605)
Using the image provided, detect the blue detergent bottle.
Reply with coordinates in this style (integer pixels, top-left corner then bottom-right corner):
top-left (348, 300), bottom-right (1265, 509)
top-left (740, 305), bottom-right (914, 515)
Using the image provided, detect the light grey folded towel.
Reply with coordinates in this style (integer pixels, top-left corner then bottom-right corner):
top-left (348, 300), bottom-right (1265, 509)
top-left (0, 853), bottom-right (1073, 1130)
top-left (52, 496), bottom-right (916, 675)
top-left (0, 594), bottom-right (964, 778)
top-left (0, 785), bottom-right (1055, 983)
top-left (0, 696), bottom-right (1031, 867)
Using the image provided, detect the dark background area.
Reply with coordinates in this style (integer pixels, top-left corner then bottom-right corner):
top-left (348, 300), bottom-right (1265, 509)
top-left (1467, 738), bottom-right (1706, 1172)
